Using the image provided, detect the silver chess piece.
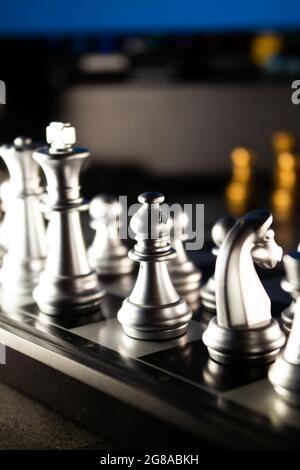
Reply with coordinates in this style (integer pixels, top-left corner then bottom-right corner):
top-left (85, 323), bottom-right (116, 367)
top-left (117, 191), bottom-right (192, 340)
top-left (0, 179), bottom-right (12, 247)
top-left (281, 244), bottom-right (300, 334)
top-left (203, 209), bottom-right (285, 365)
top-left (88, 194), bottom-right (134, 276)
top-left (200, 215), bottom-right (236, 313)
top-left (0, 179), bottom-right (10, 259)
top-left (33, 122), bottom-right (105, 316)
top-left (168, 211), bottom-right (202, 297)
top-left (269, 252), bottom-right (300, 405)
top-left (0, 137), bottom-right (47, 297)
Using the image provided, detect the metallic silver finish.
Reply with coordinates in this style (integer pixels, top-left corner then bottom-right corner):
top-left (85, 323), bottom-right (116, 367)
top-left (269, 252), bottom-right (300, 405)
top-left (33, 122), bottom-right (105, 316)
top-left (0, 179), bottom-right (12, 254)
top-left (200, 215), bottom-right (236, 312)
top-left (168, 211), bottom-right (202, 298)
top-left (280, 253), bottom-right (300, 335)
top-left (203, 209), bottom-right (285, 365)
top-left (117, 191), bottom-right (192, 340)
top-left (0, 137), bottom-right (47, 298)
top-left (46, 122), bottom-right (76, 152)
top-left (88, 194), bottom-right (134, 276)
top-left (0, 179), bottom-right (10, 261)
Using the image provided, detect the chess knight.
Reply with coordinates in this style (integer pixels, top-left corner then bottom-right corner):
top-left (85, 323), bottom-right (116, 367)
top-left (203, 209), bottom-right (285, 365)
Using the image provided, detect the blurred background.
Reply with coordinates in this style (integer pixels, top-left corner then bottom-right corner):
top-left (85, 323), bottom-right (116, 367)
top-left (1, 0), bottom-right (300, 246)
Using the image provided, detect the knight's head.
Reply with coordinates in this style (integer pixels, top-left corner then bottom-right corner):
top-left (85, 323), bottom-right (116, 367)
top-left (251, 229), bottom-right (283, 269)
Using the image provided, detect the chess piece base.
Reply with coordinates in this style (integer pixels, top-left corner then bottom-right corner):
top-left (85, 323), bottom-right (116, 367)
top-left (269, 356), bottom-right (300, 406)
top-left (33, 271), bottom-right (105, 316)
top-left (117, 297), bottom-right (192, 340)
top-left (203, 316), bottom-right (285, 365)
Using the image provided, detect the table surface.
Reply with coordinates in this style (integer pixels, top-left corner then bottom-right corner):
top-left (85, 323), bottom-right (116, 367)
top-left (0, 382), bottom-right (115, 450)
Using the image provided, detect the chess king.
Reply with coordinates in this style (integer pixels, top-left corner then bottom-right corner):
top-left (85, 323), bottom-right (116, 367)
top-left (32, 122), bottom-right (105, 316)
top-left (203, 209), bottom-right (285, 365)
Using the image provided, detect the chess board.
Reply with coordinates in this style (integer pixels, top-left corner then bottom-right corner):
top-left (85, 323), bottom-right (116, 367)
top-left (0, 248), bottom-right (298, 450)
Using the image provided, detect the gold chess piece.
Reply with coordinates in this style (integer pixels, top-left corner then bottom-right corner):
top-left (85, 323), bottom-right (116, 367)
top-left (225, 147), bottom-right (255, 216)
top-left (271, 132), bottom-right (298, 220)
top-left (272, 131), bottom-right (295, 155)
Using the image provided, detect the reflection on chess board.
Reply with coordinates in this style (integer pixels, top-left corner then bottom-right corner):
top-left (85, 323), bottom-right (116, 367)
top-left (0, 123), bottom-right (300, 448)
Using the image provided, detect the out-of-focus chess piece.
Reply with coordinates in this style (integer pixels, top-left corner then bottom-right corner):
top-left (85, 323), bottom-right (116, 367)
top-left (225, 147), bottom-right (255, 216)
top-left (269, 252), bottom-right (300, 405)
top-left (203, 209), bottom-right (285, 365)
top-left (0, 137), bottom-right (47, 299)
top-left (281, 252), bottom-right (300, 335)
top-left (88, 194), bottom-right (134, 276)
top-left (168, 210), bottom-right (201, 300)
top-left (200, 215), bottom-right (236, 314)
top-left (117, 192), bottom-right (192, 340)
top-left (0, 178), bottom-right (11, 259)
top-left (33, 122), bottom-right (105, 316)
top-left (272, 131), bottom-right (295, 155)
top-left (271, 131), bottom-right (298, 221)
top-left (250, 33), bottom-right (283, 68)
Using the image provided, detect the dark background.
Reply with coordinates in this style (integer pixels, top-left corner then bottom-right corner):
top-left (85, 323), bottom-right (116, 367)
top-left (1, 0), bottom-right (300, 191)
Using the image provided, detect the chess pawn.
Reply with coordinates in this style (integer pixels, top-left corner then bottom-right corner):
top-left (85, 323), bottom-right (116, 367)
top-left (88, 194), bottom-right (134, 276)
top-left (200, 215), bottom-right (236, 313)
top-left (168, 211), bottom-right (201, 297)
top-left (33, 122), bottom-right (105, 316)
top-left (0, 137), bottom-right (47, 296)
top-left (117, 192), bottom-right (192, 340)
top-left (269, 252), bottom-right (300, 405)
top-left (203, 209), bottom-right (285, 365)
